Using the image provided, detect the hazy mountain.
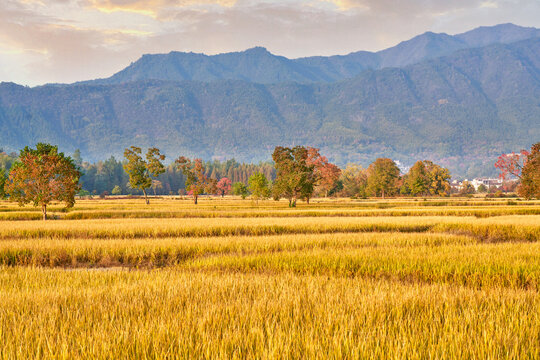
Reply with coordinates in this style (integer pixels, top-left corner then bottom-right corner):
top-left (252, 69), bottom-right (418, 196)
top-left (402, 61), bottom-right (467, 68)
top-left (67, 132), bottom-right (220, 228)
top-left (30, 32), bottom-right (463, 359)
top-left (2, 36), bottom-right (540, 178)
top-left (84, 23), bottom-right (540, 85)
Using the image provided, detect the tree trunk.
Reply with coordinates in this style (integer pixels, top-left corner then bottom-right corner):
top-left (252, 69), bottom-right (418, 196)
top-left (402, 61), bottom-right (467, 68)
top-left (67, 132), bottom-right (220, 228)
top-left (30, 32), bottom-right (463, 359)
top-left (142, 188), bottom-right (149, 205)
top-left (382, 189), bottom-right (385, 199)
top-left (306, 197), bottom-right (310, 205)
top-left (194, 195), bottom-right (198, 205)
top-left (42, 204), bottom-right (47, 221)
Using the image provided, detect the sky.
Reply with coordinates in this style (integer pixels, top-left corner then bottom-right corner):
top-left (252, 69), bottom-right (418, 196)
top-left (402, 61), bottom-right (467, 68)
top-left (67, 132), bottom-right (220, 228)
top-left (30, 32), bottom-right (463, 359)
top-left (1, 0), bottom-right (540, 86)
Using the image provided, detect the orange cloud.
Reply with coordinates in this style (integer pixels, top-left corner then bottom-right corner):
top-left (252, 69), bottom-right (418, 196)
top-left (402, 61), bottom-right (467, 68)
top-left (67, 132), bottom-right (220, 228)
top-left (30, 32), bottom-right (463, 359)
top-left (322, 0), bottom-right (369, 11)
top-left (85, 0), bottom-right (238, 18)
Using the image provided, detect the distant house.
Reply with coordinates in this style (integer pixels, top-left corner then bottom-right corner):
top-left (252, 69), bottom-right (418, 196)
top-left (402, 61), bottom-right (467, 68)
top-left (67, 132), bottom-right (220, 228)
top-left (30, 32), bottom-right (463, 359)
top-left (470, 178), bottom-right (503, 190)
top-left (450, 178), bottom-right (514, 192)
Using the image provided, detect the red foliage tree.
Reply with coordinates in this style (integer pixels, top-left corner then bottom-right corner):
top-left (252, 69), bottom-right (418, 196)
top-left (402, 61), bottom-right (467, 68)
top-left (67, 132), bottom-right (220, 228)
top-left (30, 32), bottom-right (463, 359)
top-left (306, 147), bottom-right (341, 198)
top-left (217, 177), bottom-right (232, 197)
top-left (494, 150), bottom-right (529, 180)
top-left (5, 143), bottom-right (81, 220)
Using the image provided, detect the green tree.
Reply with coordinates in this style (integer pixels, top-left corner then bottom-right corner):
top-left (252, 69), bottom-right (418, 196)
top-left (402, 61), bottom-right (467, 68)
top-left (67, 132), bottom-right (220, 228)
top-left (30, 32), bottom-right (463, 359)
top-left (232, 182), bottom-right (249, 199)
top-left (248, 173), bottom-right (270, 204)
top-left (123, 146), bottom-right (165, 205)
top-left (339, 164), bottom-right (368, 198)
top-left (0, 168), bottom-right (7, 199)
top-left (4, 143), bottom-right (81, 220)
top-left (404, 161), bottom-right (428, 196)
top-left (366, 158), bottom-right (400, 199)
top-left (477, 184), bottom-right (488, 193)
top-left (272, 146), bottom-right (315, 207)
top-left (403, 160), bottom-right (451, 196)
top-left (111, 185), bottom-right (122, 195)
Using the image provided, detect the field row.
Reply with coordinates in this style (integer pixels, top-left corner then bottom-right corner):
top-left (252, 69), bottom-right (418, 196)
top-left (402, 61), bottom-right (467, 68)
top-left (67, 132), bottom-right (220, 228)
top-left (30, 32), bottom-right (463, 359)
top-left (1, 232), bottom-right (539, 289)
top-left (1, 198), bottom-right (539, 212)
top-left (2, 207), bottom-right (540, 220)
top-left (0, 216), bottom-right (538, 243)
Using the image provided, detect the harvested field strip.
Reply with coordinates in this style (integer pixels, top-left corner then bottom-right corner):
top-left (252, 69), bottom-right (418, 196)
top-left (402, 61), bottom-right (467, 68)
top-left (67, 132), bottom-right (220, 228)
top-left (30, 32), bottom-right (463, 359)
top-left (0, 231), bottom-right (538, 290)
top-left (185, 243), bottom-right (540, 290)
top-left (1, 198), bottom-right (539, 213)
top-left (0, 216), bottom-right (538, 242)
top-left (0, 232), bottom-right (477, 267)
top-left (57, 207), bottom-right (540, 219)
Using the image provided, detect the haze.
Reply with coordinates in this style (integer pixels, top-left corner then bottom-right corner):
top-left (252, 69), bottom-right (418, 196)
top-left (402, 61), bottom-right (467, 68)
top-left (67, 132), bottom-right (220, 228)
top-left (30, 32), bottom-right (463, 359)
top-left (1, 0), bottom-right (540, 86)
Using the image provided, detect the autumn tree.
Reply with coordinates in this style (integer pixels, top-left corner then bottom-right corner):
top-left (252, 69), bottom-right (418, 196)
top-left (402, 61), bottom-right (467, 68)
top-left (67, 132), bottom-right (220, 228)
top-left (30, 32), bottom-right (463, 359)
top-left (424, 161), bottom-right (451, 196)
top-left (123, 146), bottom-right (165, 204)
top-left (206, 178), bottom-right (218, 196)
top-left (495, 149), bottom-right (529, 180)
top-left (306, 147), bottom-right (341, 198)
top-left (4, 143), bottom-right (81, 220)
top-left (217, 177), bottom-right (232, 197)
top-left (272, 146), bottom-right (315, 207)
top-left (366, 158), bottom-right (400, 199)
top-left (248, 172), bottom-right (270, 204)
top-left (232, 182), bottom-right (249, 199)
top-left (459, 181), bottom-right (476, 195)
top-left (339, 164), bottom-right (368, 198)
top-left (517, 142), bottom-right (540, 199)
top-left (176, 157), bottom-right (211, 204)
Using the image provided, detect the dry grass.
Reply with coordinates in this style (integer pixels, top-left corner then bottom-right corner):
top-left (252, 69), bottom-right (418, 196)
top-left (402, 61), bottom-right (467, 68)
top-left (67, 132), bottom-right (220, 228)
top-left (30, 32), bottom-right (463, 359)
top-left (0, 269), bottom-right (538, 359)
top-left (0, 197), bottom-right (538, 359)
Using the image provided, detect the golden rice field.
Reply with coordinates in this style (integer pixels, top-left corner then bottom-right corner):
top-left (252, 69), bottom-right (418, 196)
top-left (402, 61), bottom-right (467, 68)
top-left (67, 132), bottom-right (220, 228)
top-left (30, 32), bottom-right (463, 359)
top-left (0, 197), bottom-right (539, 359)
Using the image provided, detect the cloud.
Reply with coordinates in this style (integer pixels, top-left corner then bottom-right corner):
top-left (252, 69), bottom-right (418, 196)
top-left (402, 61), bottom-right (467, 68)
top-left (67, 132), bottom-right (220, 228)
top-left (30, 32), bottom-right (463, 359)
top-left (0, 0), bottom-right (539, 85)
top-left (84, 0), bottom-right (238, 18)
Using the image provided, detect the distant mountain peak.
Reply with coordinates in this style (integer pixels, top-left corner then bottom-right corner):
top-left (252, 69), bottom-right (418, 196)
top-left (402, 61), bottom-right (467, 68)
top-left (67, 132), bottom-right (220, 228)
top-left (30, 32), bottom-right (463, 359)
top-left (79, 23), bottom-right (540, 86)
top-left (243, 46), bottom-right (270, 54)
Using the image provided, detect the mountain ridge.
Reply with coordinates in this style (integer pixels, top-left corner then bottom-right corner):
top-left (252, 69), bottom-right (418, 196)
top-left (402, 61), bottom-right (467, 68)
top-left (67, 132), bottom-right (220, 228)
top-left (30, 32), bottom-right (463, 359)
top-left (80, 23), bottom-right (540, 85)
top-left (2, 35), bottom-right (540, 178)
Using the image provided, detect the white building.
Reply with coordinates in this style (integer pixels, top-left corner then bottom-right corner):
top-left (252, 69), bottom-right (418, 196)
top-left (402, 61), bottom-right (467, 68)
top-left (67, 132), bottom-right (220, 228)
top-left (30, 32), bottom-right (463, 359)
top-left (470, 178), bottom-right (503, 190)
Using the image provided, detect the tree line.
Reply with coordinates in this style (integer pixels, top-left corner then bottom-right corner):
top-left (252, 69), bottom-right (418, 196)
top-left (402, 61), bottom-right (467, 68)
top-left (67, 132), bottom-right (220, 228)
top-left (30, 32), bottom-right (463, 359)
top-left (73, 150), bottom-right (275, 197)
top-left (0, 142), bottom-right (538, 219)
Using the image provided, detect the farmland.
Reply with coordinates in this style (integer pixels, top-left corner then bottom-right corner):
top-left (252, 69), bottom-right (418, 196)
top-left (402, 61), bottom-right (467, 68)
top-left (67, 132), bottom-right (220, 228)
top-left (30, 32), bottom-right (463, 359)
top-left (0, 197), bottom-right (539, 359)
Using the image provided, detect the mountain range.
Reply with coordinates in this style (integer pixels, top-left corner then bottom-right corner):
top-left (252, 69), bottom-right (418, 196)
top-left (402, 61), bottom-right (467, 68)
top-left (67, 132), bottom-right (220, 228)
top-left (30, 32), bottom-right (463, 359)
top-left (85, 23), bottom-right (540, 85)
top-left (1, 23), bottom-right (540, 178)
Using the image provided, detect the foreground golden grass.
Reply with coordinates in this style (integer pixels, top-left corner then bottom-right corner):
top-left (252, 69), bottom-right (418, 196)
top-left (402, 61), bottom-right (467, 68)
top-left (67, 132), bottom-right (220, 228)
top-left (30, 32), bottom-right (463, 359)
top-left (1, 269), bottom-right (539, 359)
top-left (0, 197), bottom-right (539, 359)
